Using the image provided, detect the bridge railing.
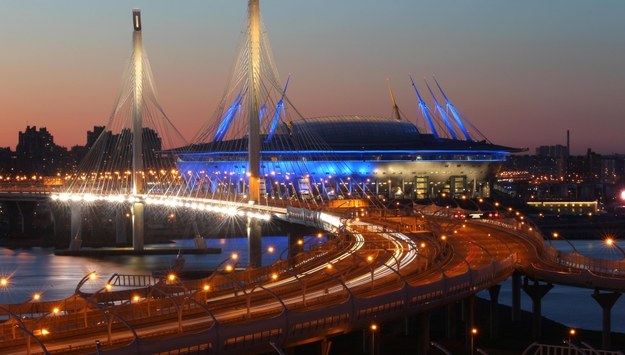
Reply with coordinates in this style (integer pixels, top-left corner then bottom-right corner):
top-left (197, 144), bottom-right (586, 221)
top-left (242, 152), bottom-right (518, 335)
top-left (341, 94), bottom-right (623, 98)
top-left (545, 246), bottom-right (625, 276)
top-left (522, 341), bottom-right (625, 355)
top-left (461, 207), bottom-right (625, 278)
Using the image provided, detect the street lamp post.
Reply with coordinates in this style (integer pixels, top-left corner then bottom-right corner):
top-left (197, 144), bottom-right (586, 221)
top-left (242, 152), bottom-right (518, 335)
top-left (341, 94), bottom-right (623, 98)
top-left (201, 252), bottom-right (240, 294)
top-left (470, 327), bottom-right (478, 355)
top-left (551, 232), bottom-right (578, 253)
top-left (74, 271), bottom-right (98, 294)
top-left (565, 328), bottom-right (578, 353)
top-left (605, 237), bottom-right (625, 259)
top-left (370, 323), bottom-right (378, 355)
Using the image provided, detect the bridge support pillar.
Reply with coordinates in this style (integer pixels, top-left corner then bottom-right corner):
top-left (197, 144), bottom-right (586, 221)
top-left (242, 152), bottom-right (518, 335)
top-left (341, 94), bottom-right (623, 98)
top-left (247, 217), bottom-right (262, 268)
top-left (488, 284), bottom-right (501, 340)
top-left (416, 312), bottom-right (430, 355)
top-left (193, 221), bottom-right (207, 249)
top-left (464, 294), bottom-right (476, 354)
top-left (445, 302), bottom-right (457, 338)
top-left (4, 201), bottom-right (38, 235)
top-left (3, 201), bottom-right (24, 235)
top-left (131, 202), bottom-right (144, 251)
top-left (115, 206), bottom-right (127, 245)
top-left (511, 270), bottom-right (521, 322)
top-left (522, 278), bottom-right (553, 339)
top-left (320, 337), bottom-right (331, 355)
top-left (404, 315), bottom-right (415, 336)
top-left (591, 290), bottom-right (621, 350)
top-left (69, 203), bottom-right (83, 250)
top-left (287, 231), bottom-right (301, 260)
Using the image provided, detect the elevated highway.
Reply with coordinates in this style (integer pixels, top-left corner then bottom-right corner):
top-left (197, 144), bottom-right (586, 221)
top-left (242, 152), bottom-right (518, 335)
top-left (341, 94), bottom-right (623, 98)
top-left (0, 195), bottom-right (625, 354)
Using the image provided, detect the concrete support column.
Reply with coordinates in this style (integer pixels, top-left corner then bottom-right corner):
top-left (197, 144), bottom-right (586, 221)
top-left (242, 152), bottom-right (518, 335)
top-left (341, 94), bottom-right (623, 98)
top-left (416, 312), bottom-right (430, 355)
top-left (404, 315), bottom-right (414, 336)
top-left (69, 203), bottom-right (83, 250)
top-left (247, 217), bottom-right (262, 268)
top-left (15, 201), bottom-right (24, 234)
top-left (445, 302), bottom-right (457, 338)
top-left (320, 337), bottom-right (331, 355)
top-left (115, 206), bottom-right (127, 245)
top-left (488, 284), bottom-right (501, 340)
top-left (287, 232), bottom-right (300, 260)
top-left (591, 290), bottom-right (621, 350)
top-left (131, 202), bottom-right (144, 251)
top-left (464, 295), bottom-right (476, 354)
top-left (522, 278), bottom-right (553, 339)
top-left (511, 271), bottom-right (521, 321)
top-left (192, 221), bottom-right (207, 249)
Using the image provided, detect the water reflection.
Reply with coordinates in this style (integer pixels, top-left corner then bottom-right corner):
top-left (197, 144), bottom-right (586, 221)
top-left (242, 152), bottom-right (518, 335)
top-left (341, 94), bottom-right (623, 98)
top-left (0, 236), bottom-right (291, 303)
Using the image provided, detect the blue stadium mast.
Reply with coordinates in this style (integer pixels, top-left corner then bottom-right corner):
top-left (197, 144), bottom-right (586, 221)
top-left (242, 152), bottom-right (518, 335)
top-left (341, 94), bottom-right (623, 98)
top-left (410, 76), bottom-right (439, 139)
top-left (425, 79), bottom-right (457, 140)
top-left (434, 77), bottom-right (472, 141)
top-left (264, 76), bottom-right (290, 143)
top-left (213, 93), bottom-right (243, 142)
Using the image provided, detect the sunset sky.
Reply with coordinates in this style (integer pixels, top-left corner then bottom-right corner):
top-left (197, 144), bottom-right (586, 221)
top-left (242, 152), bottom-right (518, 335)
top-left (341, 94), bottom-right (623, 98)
top-left (0, 0), bottom-right (624, 155)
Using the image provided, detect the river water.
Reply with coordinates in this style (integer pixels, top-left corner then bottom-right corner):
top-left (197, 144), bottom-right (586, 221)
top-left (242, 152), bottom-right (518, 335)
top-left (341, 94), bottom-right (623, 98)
top-left (0, 238), bottom-right (623, 333)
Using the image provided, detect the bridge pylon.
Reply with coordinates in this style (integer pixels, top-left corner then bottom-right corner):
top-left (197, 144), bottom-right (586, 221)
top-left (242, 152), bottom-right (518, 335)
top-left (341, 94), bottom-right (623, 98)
top-left (131, 9), bottom-right (145, 251)
top-left (69, 203), bottom-right (83, 250)
top-left (246, 0), bottom-right (262, 267)
top-left (55, 7), bottom-right (186, 251)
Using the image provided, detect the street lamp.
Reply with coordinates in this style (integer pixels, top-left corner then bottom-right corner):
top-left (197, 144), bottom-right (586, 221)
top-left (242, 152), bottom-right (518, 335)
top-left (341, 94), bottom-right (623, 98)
top-left (551, 231), bottom-right (578, 253)
top-left (470, 327), bottom-right (478, 355)
top-left (167, 273), bottom-right (177, 283)
top-left (605, 237), bottom-right (625, 259)
top-left (370, 323), bottom-right (379, 355)
top-left (568, 328), bottom-right (576, 351)
top-left (75, 271), bottom-right (99, 294)
top-left (260, 245), bottom-right (276, 266)
top-left (200, 252), bottom-right (241, 296)
top-left (366, 254), bottom-right (376, 290)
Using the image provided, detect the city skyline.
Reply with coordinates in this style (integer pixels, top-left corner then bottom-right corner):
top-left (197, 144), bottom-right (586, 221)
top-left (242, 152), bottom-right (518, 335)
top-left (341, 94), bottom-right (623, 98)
top-left (1, 1), bottom-right (624, 154)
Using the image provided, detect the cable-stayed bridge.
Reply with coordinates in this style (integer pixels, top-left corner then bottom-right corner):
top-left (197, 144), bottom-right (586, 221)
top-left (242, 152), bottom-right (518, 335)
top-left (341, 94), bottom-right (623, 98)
top-left (1, 1), bottom-right (625, 354)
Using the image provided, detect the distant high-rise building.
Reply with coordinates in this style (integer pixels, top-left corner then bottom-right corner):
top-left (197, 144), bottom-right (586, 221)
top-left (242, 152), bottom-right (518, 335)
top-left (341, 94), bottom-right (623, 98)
top-left (15, 125), bottom-right (68, 175)
top-left (536, 144), bottom-right (569, 158)
top-left (17, 126), bottom-right (54, 157)
top-left (87, 126), bottom-right (105, 148)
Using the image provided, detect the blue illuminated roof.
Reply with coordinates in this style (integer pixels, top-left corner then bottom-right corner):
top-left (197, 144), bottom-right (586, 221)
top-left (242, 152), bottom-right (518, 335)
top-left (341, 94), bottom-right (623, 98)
top-left (173, 115), bottom-right (523, 155)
